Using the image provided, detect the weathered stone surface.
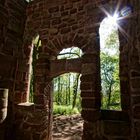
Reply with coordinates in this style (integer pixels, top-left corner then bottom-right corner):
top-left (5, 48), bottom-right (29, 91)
top-left (50, 58), bottom-right (82, 78)
top-left (82, 98), bottom-right (101, 109)
top-left (103, 120), bottom-right (131, 137)
top-left (82, 109), bottom-right (100, 122)
top-left (0, 0), bottom-right (139, 140)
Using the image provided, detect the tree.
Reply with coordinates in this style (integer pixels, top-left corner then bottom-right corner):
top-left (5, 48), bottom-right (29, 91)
top-left (105, 30), bottom-right (119, 48)
top-left (72, 73), bottom-right (80, 109)
top-left (100, 25), bottom-right (121, 110)
top-left (101, 52), bottom-right (120, 109)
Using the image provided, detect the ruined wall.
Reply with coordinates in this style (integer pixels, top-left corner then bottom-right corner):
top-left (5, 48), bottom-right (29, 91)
top-left (14, 0), bottom-right (132, 140)
top-left (15, 0), bottom-right (104, 139)
top-left (0, 0), bottom-right (27, 139)
top-left (0, 0), bottom-right (27, 102)
top-left (100, 110), bottom-right (131, 140)
top-left (0, 0), bottom-right (140, 140)
top-left (129, 0), bottom-right (140, 139)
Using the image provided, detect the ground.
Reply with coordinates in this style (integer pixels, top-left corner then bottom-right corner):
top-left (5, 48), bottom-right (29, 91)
top-left (53, 114), bottom-right (83, 140)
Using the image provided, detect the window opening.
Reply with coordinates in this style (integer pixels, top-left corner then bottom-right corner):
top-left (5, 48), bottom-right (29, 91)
top-left (99, 16), bottom-right (121, 110)
top-left (29, 35), bottom-right (42, 102)
top-left (57, 47), bottom-right (82, 59)
top-left (25, 0), bottom-right (33, 2)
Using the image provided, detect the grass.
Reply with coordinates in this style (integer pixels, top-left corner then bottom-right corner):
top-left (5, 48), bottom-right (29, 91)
top-left (53, 104), bottom-right (80, 115)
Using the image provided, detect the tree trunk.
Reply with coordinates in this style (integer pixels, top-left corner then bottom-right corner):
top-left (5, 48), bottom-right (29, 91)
top-left (72, 74), bottom-right (80, 109)
top-left (107, 83), bottom-right (113, 109)
top-left (65, 84), bottom-right (68, 105)
top-left (57, 77), bottom-right (61, 104)
top-left (68, 73), bottom-right (71, 105)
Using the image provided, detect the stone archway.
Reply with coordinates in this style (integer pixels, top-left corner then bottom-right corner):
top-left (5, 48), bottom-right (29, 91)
top-left (32, 36), bottom-right (101, 139)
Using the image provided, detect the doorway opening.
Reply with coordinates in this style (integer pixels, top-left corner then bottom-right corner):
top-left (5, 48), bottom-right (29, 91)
top-left (52, 47), bottom-right (83, 140)
top-left (53, 73), bottom-right (81, 115)
top-left (99, 16), bottom-right (121, 110)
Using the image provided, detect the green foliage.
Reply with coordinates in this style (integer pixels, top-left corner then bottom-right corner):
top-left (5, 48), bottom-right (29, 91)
top-left (57, 47), bottom-right (82, 59)
top-left (101, 52), bottom-right (119, 94)
top-left (101, 90), bottom-right (121, 110)
top-left (53, 104), bottom-right (79, 115)
top-left (100, 18), bottom-right (121, 110)
top-left (53, 73), bottom-right (81, 110)
top-left (105, 30), bottom-right (120, 50)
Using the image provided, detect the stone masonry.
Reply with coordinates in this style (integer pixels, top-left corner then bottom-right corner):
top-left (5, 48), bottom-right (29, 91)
top-left (0, 0), bottom-right (140, 140)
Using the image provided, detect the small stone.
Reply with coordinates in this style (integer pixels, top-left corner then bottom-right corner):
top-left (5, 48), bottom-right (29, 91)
top-left (49, 28), bottom-right (58, 35)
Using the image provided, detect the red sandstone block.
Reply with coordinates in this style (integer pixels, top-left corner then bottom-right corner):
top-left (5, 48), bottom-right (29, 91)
top-left (78, 5), bottom-right (84, 11)
top-left (82, 109), bottom-right (100, 122)
top-left (64, 4), bottom-right (73, 10)
top-left (134, 106), bottom-right (140, 119)
top-left (52, 18), bottom-right (61, 25)
top-left (80, 74), bottom-right (95, 82)
top-left (131, 78), bottom-right (140, 89)
top-left (32, 133), bottom-right (41, 140)
top-left (71, 24), bottom-right (78, 30)
top-left (67, 18), bottom-right (77, 26)
top-left (81, 63), bottom-right (97, 75)
top-left (82, 98), bottom-right (101, 108)
top-left (134, 121), bottom-right (140, 138)
top-left (70, 8), bottom-right (77, 14)
top-left (15, 82), bottom-right (28, 91)
top-left (14, 92), bottom-right (23, 103)
top-left (61, 27), bottom-right (71, 34)
top-left (34, 94), bottom-right (45, 105)
top-left (16, 71), bottom-right (23, 81)
top-left (71, 0), bottom-right (81, 2)
top-left (132, 96), bottom-right (140, 105)
top-left (103, 120), bottom-right (130, 137)
top-left (81, 91), bottom-right (100, 98)
top-left (61, 11), bottom-right (69, 16)
top-left (121, 95), bottom-right (130, 111)
top-left (48, 6), bottom-right (59, 13)
top-left (80, 82), bottom-right (93, 91)
top-left (82, 54), bottom-right (98, 63)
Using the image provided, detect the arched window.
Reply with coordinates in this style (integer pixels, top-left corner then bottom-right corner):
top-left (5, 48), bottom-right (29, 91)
top-left (29, 35), bottom-right (42, 102)
top-left (25, 0), bottom-right (33, 2)
top-left (99, 16), bottom-right (121, 110)
top-left (57, 47), bottom-right (82, 60)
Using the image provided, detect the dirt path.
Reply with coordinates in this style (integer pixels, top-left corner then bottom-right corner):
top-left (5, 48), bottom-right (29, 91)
top-left (52, 114), bottom-right (83, 140)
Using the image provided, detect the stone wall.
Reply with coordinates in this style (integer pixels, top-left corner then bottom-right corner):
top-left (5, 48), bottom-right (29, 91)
top-left (17, 0), bottom-right (131, 140)
top-left (20, 0), bottom-right (105, 139)
top-left (0, 0), bottom-right (27, 139)
top-left (0, 0), bottom-right (140, 140)
top-left (50, 58), bottom-right (82, 78)
top-left (101, 110), bottom-right (131, 140)
top-left (0, 0), bottom-right (27, 102)
top-left (129, 0), bottom-right (140, 139)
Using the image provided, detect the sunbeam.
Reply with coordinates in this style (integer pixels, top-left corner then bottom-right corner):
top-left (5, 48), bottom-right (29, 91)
top-left (99, 1), bottom-right (133, 42)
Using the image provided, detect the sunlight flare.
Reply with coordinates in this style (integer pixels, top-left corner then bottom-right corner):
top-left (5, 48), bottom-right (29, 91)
top-left (99, 1), bottom-right (133, 41)
top-left (107, 13), bottom-right (118, 26)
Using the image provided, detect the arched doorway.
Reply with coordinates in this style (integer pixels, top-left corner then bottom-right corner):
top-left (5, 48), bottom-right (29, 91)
top-left (51, 47), bottom-right (83, 140)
